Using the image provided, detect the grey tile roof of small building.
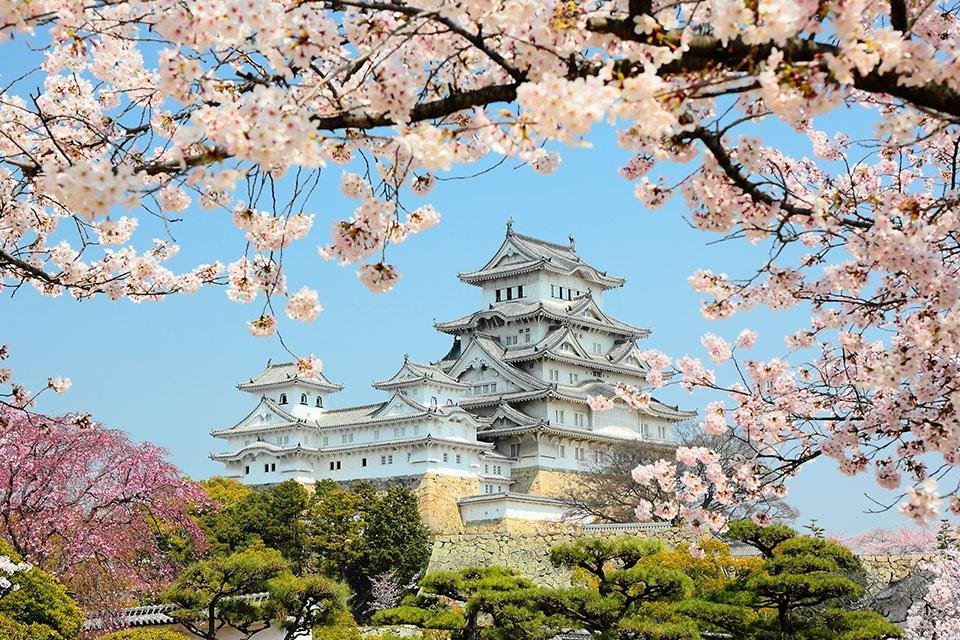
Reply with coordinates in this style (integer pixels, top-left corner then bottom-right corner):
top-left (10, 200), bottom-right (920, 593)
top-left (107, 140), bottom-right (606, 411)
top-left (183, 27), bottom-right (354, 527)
top-left (238, 361), bottom-right (343, 392)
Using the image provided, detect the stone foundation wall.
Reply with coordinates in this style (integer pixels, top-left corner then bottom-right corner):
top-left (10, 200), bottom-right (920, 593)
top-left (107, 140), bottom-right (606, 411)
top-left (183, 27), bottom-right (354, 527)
top-left (428, 528), bottom-right (930, 592)
top-left (414, 473), bottom-right (480, 534)
top-left (427, 523), bottom-right (691, 587)
top-left (509, 467), bottom-right (585, 496)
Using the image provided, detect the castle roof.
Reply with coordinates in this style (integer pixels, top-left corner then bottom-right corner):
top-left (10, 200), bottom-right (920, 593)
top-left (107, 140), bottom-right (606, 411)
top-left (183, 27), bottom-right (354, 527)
top-left (238, 361), bottom-right (343, 393)
top-left (435, 294), bottom-right (649, 339)
top-left (458, 226), bottom-right (625, 290)
top-left (212, 393), bottom-right (486, 438)
top-left (373, 359), bottom-right (468, 391)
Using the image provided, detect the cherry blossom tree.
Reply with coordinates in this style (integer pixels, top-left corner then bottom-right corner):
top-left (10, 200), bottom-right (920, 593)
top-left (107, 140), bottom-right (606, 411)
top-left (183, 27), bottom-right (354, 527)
top-left (905, 550), bottom-right (960, 640)
top-left (0, 406), bottom-right (210, 610)
top-left (1, 0), bottom-right (960, 525)
top-left (843, 526), bottom-right (938, 556)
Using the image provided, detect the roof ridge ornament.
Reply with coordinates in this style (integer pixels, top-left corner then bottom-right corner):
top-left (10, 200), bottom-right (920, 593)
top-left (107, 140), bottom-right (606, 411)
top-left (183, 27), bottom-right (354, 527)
top-left (568, 234), bottom-right (575, 250)
top-left (506, 218), bottom-right (514, 234)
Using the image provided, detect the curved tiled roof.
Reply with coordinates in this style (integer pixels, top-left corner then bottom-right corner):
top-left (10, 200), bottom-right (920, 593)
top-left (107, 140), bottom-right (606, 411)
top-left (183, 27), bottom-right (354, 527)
top-left (238, 361), bottom-right (343, 393)
top-left (373, 359), bottom-right (468, 390)
top-left (435, 295), bottom-right (648, 338)
top-left (458, 228), bottom-right (625, 290)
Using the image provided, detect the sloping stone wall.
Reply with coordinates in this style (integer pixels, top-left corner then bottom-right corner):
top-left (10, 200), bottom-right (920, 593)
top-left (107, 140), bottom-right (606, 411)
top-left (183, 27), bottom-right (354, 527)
top-left (427, 523), bottom-right (690, 587)
top-left (428, 526), bottom-right (930, 592)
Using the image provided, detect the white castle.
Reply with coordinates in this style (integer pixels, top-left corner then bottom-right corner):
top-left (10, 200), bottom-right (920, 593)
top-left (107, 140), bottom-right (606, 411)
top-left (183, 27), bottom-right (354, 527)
top-left (211, 224), bottom-right (694, 531)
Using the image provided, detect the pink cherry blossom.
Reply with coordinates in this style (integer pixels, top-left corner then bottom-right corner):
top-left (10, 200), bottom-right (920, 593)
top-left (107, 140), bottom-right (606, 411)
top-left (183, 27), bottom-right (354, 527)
top-left (285, 286), bottom-right (322, 323)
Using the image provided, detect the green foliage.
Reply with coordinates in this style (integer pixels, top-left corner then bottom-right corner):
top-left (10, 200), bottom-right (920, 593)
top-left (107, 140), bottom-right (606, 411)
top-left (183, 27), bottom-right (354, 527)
top-left (191, 479), bottom-right (431, 620)
top-left (164, 546), bottom-right (346, 640)
top-left (200, 477), bottom-right (253, 507)
top-left (378, 529), bottom-right (901, 640)
top-left (312, 608), bottom-right (362, 640)
top-left (0, 541), bottom-right (83, 640)
top-left (366, 485), bottom-right (432, 588)
top-left (97, 629), bottom-right (191, 640)
top-left (375, 566), bottom-right (547, 640)
top-left (684, 520), bottom-right (902, 640)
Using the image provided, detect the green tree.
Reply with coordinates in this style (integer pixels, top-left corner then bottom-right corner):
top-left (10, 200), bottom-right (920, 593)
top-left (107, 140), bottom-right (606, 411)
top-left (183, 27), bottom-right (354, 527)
top-left (366, 485), bottom-right (431, 594)
top-left (0, 541), bottom-right (83, 640)
top-left (374, 566), bottom-right (550, 640)
top-left (307, 481), bottom-right (431, 618)
top-left (258, 481), bottom-right (311, 573)
top-left (535, 538), bottom-right (700, 640)
top-left (683, 520), bottom-right (902, 640)
top-left (164, 546), bottom-right (345, 640)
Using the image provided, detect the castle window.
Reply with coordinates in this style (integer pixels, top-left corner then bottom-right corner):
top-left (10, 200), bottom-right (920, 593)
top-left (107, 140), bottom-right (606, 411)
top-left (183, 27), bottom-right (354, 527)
top-left (517, 285), bottom-right (524, 298)
top-left (569, 372), bottom-right (579, 383)
top-left (316, 396), bottom-right (323, 407)
top-left (555, 410), bottom-right (565, 424)
top-left (443, 453), bottom-right (449, 463)
top-left (575, 447), bottom-right (586, 461)
top-left (455, 454), bottom-right (462, 464)
top-left (271, 463), bottom-right (276, 471)
top-left (558, 445), bottom-right (566, 458)
top-left (322, 436), bottom-right (329, 446)
top-left (485, 464), bottom-right (489, 473)
top-left (510, 443), bottom-right (520, 458)
top-left (506, 287), bottom-right (513, 300)
top-left (264, 464), bottom-right (269, 472)
top-left (495, 289), bottom-right (502, 302)
top-left (388, 454), bottom-right (393, 464)
top-left (330, 461), bottom-right (335, 471)
top-left (381, 455), bottom-right (387, 465)
top-left (430, 396), bottom-right (438, 407)
top-left (245, 465), bottom-right (250, 475)
top-left (362, 458), bottom-right (367, 467)
top-left (279, 393), bottom-right (287, 405)
top-left (549, 369), bottom-right (559, 382)
top-left (551, 285), bottom-right (556, 297)
top-left (300, 393), bottom-right (308, 405)
top-left (657, 425), bottom-right (666, 440)
top-left (574, 413), bottom-right (586, 427)
top-left (524, 328), bottom-right (531, 343)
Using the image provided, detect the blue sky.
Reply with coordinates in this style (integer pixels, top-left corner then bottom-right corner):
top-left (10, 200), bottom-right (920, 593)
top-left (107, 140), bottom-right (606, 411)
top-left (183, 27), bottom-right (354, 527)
top-left (3, 116), bottom-right (924, 535)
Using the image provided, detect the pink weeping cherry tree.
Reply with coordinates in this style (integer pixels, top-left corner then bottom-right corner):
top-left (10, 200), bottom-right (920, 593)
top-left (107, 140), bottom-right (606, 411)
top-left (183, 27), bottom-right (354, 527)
top-left (0, 406), bottom-right (209, 610)
top-left (0, 0), bottom-right (959, 527)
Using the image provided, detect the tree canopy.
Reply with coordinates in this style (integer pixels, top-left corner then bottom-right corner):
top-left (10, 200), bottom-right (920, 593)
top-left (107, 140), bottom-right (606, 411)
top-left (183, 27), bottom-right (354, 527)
top-left (378, 525), bottom-right (902, 640)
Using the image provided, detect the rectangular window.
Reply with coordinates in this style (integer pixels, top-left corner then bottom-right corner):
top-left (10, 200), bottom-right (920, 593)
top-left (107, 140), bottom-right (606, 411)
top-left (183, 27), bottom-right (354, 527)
top-left (362, 457), bottom-right (367, 467)
top-left (388, 455), bottom-right (393, 464)
top-left (322, 436), bottom-right (329, 446)
top-left (496, 289), bottom-right (502, 302)
top-left (245, 465), bottom-right (250, 475)
top-left (506, 287), bottom-right (513, 300)
top-left (336, 461), bottom-right (342, 470)
top-left (569, 372), bottom-right (579, 383)
top-left (381, 455), bottom-right (387, 465)
top-left (374, 429), bottom-right (380, 441)
top-left (443, 453), bottom-right (449, 463)
top-left (485, 464), bottom-right (489, 473)
top-left (455, 454), bottom-right (462, 464)
top-left (517, 285), bottom-right (524, 298)
top-left (551, 284), bottom-right (556, 298)
top-left (558, 445), bottom-right (566, 458)
top-left (510, 443), bottom-right (520, 457)
top-left (264, 464), bottom-right (270, 472)
top-left (555, 410), bottom-right (565, 424)
top-left (593, 343), bottom-right (602, 354)
top-left (549, 369), bottom-right (559, 382)
top-left (270, 463), bottom-right (276, 472)
top-left (524, 328), bottom-right (531, 343)
top-left (330, 461), bottom-right (335, 471)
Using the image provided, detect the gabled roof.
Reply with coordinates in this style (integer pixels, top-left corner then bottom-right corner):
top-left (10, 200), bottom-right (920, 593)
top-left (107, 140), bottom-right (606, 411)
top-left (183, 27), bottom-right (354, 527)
top-left (457, 226), bottom-right (625, 290)
top-left (486, 403), bottom-right (544, 428)
top-left (444, 334), bottom-right (549, 392)
top-left (211, 396), bottom-right (301, 436)
top-left (238, 361), bottom-right (343, 393)
top-left (499, 326), bottom-right (649, 378)
top-left (436, 295), bottom-right (648, 340)
top-left (373, 359), bottom-right (468, 390)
